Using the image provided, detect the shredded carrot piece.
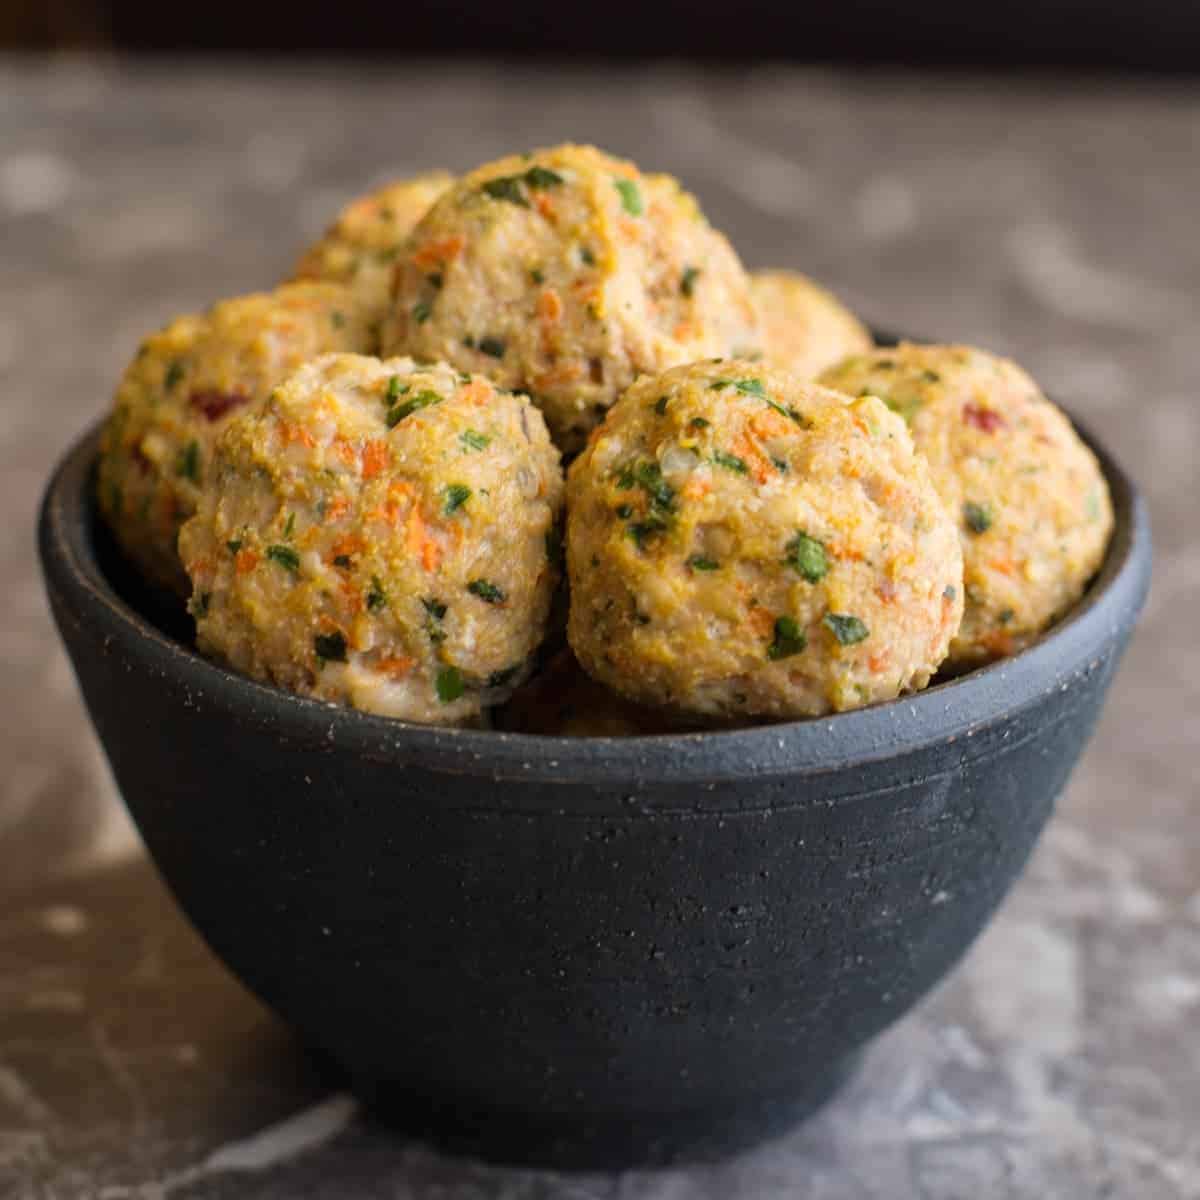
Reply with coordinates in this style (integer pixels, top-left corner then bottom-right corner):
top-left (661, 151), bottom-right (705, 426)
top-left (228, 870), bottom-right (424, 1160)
top-left (868, 650), bottom-right (891, 673)
top-left (361, 439), bottom-right (390, 480)
top-left (534, 193), bottom-right (556, 220)
top-left (460, 378), bottom-right (493, 406)
top-left (537, 288), bottom-right (563, 324)
top-left (989, 558), bottom-right (1016, 576)
top-left (376, 655), bottom-right (416, 680)
top-left (333, 438), bottom-right (358, 468)
top-left (412, 235), bottom-right (464, 271)
top-left (324, 495), bottom-right (351, 524)
top-left (329, 534), bottom-right (365, 561)
top-left (406, 506), bottom-right (442, 572)
top-left (732, 433), bottom-right (772, 485)
top-left (682, 477), bottom-right (713, 502)
top-left (279, 422), bottom-right (316, 449)
top-left (235, 548), bottom-right (259, 575)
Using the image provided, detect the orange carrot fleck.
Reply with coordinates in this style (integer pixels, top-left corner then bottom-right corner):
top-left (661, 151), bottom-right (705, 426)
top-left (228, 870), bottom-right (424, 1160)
top-left (235, 548), bottom-right (259, 575)
top-left (376, 655), bottom-right (416, 680)
top-left (412, 235), bottom-right (464, 271)
top-left (361, 439), bottom-right (390, 480)
top-left (324, 495), bottom-right (352, 524)
top-left (537, 288), bottom-right (563, 324)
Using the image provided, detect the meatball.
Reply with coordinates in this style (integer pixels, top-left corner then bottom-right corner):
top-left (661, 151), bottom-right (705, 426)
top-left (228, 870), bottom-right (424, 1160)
top-left (178, 353), bottom-right (563, 725)
top-left (566, 360), bottom-right (963, 719)
top-left (819, 343), bottom-right (1113, 667)
top-left (381, 144), bottom-right (761, 451)
top-left (97, 282), bottom-right (373, 594)
top-left (752, 270), bottom-right (873, 378)
top-left (291, 171), bottom-right (452, 320)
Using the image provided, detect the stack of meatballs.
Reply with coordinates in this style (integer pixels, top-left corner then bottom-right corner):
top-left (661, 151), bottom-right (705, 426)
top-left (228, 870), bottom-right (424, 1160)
top-left (98, 144), bottom-right (1114, 733)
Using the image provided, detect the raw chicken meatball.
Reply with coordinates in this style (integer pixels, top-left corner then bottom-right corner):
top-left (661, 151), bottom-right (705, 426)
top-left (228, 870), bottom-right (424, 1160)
top-left (752, 270), bottom-right (873, 378)
top-left (179, 353), bottom-right (563, 725)
top-left (97, 282), bottom-right (373, 594)
top-left (819, 343), bottom-right (1114, 667)
top-left (381, 144), bottom-right (761, 451)
top-left (291, 171), bottom-right (452, 320)
top-left (566, 360), bottom-right (963, 719)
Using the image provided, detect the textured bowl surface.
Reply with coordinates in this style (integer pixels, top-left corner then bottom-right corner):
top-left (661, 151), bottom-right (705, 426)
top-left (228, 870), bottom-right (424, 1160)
top-left (39, 413), bottom-right (1150, 1168)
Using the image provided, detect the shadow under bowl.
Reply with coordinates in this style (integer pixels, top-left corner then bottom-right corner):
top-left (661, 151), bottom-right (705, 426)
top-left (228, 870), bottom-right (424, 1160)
top-left (39, 419), bottom-right (1150, 1168)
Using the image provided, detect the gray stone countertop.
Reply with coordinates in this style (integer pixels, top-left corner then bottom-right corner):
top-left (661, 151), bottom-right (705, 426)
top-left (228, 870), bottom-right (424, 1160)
top-left (2, 56), bottom-right (1198, 1199)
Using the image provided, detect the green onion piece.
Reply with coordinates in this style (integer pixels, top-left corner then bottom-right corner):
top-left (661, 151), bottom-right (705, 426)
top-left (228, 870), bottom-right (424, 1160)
top-left (467, 579), bottom-right (506, 604)
top-left (784, 532), bottom-right (829, 583)
top-left (767, 616), bottom-right (807, 660)
top-left (823, 613), bottom-right (870, 645)
top-left (614, 178), bottom-right (643, 215)
top-left (443, 483), bottom-right (471, 515)
top-left (436, 665), bottom-right (465, 703)
top-left (266, 545), bottom-right (300, 573)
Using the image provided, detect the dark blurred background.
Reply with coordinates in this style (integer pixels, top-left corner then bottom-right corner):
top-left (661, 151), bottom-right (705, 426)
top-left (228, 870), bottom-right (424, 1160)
top-left (6, 0), bottom-right (1200, 71)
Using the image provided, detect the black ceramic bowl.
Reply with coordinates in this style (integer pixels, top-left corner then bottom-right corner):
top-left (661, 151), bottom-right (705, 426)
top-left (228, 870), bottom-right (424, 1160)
top-left (39, 417), bottom-right (1149, 1168)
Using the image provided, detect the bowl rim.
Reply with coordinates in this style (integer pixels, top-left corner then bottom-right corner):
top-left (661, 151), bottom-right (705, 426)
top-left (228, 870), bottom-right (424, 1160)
top-left (40, 414), bottom-right (1151, 788)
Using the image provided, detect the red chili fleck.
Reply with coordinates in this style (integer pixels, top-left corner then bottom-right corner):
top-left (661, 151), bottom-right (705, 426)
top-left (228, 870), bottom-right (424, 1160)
top-left (962, 403), bottom-right (1006, 433)
top-left (190, 390), bottom-right (248, 422)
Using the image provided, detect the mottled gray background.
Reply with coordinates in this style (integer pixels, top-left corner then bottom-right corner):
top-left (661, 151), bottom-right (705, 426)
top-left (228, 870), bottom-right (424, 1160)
top-left (2, 57), bottom-right (1198, 1198)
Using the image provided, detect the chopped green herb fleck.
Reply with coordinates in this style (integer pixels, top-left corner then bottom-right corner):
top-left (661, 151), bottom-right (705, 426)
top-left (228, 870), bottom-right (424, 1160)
top-left (710, 379), bottom-right (731, 391)
top-left (680, 266), bottom-right (700, 297)
top-left (386, 375), bottom-right (409, 402)
top-left (772, 457), bottom-right (790, 473)
top-left (226, 538), bottom-right (242, 554)
top-left (529, 267), bottom-right (545, 285)
top-left (478, 336), bottom-right (506, 359)
top-left (628, 518), bottom-right (668, 548)
top-left (633, 461), bottom-right (676, 511)
top-left (266, 545), bottom-right (300, 573)
top-left (687, 555), bottom-right (719, 571)
top-left (460, 429), bottom-right (491, 452)
top-left (524, 165), bottom-right (564, 189)
top-left (767, 616), bottom-right (807, 660)
top-left (712, 449), bottom-right (748, 474)
top-left (654, 395), bottom-right (669, 415)
top-left (689, 416), bottom-right (711, 429)
top-left (765, 397), bottom-right (806, 424)
top-left (579, 246), bottom-right (596, 266)
top-left (436, 665), bottom-right (465, 703)
top-left (784, 532), bottom-right (829, 583)
top-left (486, 665), bottom-right (520, 688)
top-left (467, 579), bottom-right (506, 604)
top-left (964, 501), bottom-right (993, 534)
top-left (482, 175), bottom-right (529, 206)
top-left (732, 378), bottom-right (766, 398)
top-left (613, 178), bottom-right (643, 215)
top-left (443, 483), bottom-right (471, 515)
top-left (164, 360), bottom-right (185, 391)
top-left (823, 613), bottom-right (870, 645)
top-left (422, 596), bottom-right (447, 620)
top-left (176, 440), bottom-right (200, 482)
top-left (412, 300), bottom-right (433, 324)
top-left (283, 512), bottom-right (295, 539)
top-left (331, 311), bottom-right (346, 329)
top-left (314, 631), bottom-right (348, 663)
top-left (359, 576), bottom-right (385, 611)
top-left (998, 608), bottom-right (1015, 625)
top-left (333, 554), bottom-right (352, 569)
top-left (388, 389), bottom-right (443, 426)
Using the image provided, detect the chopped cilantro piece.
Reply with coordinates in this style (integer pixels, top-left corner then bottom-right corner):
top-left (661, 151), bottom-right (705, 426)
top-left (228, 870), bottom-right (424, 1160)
top-left (283, 511), bottom-right (295, 539)
top-left (467, 579), bottom-right (506, 604)
top-left (579, 246), bottom-right (596, 266)
top-left (632, 460), bottom-right (676, 511)
top-left (529, 267), bottom-right (545, 285)
top-left (266, 545), bottom-right (300, 573)
top-left (964, 501), bottom-right (993, 534)
top-left (998, 608), bottom-right (1015, 625)
top-left (766, 397), bottom-right (805, 424)
top-left (613, 178), bottom-right (643, 215)
top-left (654, 395), bottom-right (669, 415)
top-left (422, 596), bottom-right (447, 620)
top-left (772, 457), bottom-right (790, 473)
top-left (314, 631), bottom-right (348, 663)
top-left (687, 555), bottom-right (719, 571)
top-left (478, 336), bottom-right (506, 359)
top-left (412, 300), bottom-right (432, 324)
top-left (732, 378), bottom-right (765, 397)
top-left (712, 449), bottom-right (748, 474)
top-left (226, 538), bottom-right (242, 554)
top-left (482, 176), bottom-right (529, 206)
top-left (164, 360), bottom-right (185, 390)
top-left (680, 266), bottom-right (700, 297)
top-left (767, 616), bottom-right (807, 660)
top-left (388, 389), bottom-right (442, 426)
top-left (524, 165), bottom-right (564, 189)
top-left (823, 613), bottom-right (870, 645)
top-left (333, 554), bottom-right (352, 569)
top-left (331, 311), bottom-right (346, 329)
top-left (689, 416), bottom-right (710, 429)
top-left (784, 532), bottom-right (829, 583)
top-left (460, 429), bottom-right (491, 452)
top-left (443, 483), bottom-right (471, 515)
top-left (436, 665), bottom-right (465, 703)
top-left (364, 577), bottom-right (387, 611)
top-left (385, 375), bottom-right (409, 402)
top-left (175, 439), bottom-right (200, 482)
top-left (627, 518), bottom-right (668, 548)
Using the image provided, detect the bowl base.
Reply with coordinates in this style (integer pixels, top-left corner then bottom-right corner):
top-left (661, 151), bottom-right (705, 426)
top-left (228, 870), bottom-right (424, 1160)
top-left (353, 1053), bottom-right (860, 1170)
